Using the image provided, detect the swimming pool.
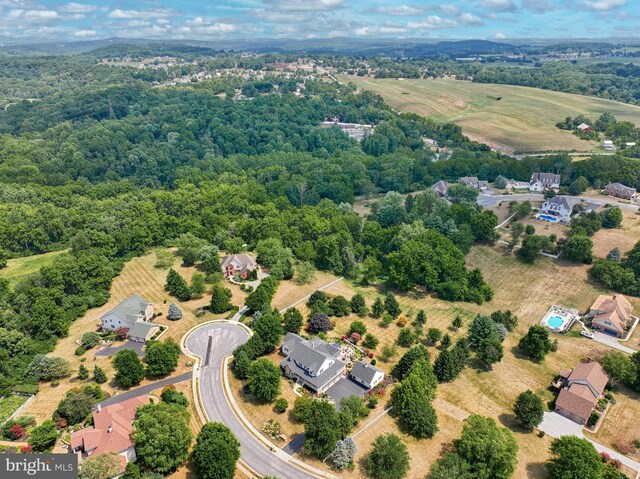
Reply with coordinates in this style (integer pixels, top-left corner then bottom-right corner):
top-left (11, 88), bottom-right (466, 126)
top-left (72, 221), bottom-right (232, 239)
top-left (547, 315), bottom-right (565, 328)
top-left (537, 214), bottom-right (559, 222)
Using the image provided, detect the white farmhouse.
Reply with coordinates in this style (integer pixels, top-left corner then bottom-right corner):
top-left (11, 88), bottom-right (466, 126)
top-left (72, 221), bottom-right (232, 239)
top-left (100, 295), bottom-right (159, 343)
top-left (530, 172), bottom-right (561, 192)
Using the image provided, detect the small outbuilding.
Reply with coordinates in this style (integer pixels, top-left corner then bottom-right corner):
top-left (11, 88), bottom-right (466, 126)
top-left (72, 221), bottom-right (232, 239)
top-left (349, 361), bottom-right (384, 390)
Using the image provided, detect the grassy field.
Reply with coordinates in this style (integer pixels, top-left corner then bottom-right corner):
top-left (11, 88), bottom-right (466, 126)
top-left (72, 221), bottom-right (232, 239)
top-left (233, 244), bottom-right (640, 479)
top-left (338, 75), bottom-right (640, 153)
top-left (0, 395), bottom-right (28, 425)
top-left (0, 250), bottom-right (66, 286)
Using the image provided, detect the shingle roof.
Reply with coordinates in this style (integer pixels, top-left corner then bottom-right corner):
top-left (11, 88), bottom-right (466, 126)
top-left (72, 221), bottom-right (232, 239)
top-left (591, 294), bottom-right (633, 333)
top-left (350, 361), bottom-right (383, 386)
top-left (569, 362), bottom-right (609, 395)
top-left (101, 295), bottom-right (151, 325)
top-left (280, 354), bottom-right (345, 390)
top-left (128, 322), bottom-right (158, 339)
top-left (279, 336), bottom-right (344, 391)
top-left (531, 172), bottom-right (560, 184)
top-left (545, 195), bottom-right (579, 210)
top-left (71, 395), bottom-right (149, 461)
top-left (556, 385), bottom-right (596, 422)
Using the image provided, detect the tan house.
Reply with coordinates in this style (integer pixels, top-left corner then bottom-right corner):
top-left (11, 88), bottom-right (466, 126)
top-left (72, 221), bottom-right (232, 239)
top-left (555, 362), bottom-right (608, 425)
top-left (589, 294), bottom-right (635, 338)
top-left (70, 396), bottom-right (149, 474)
top-left (430, 180), bottom-right (449, 197)
top-left (221, 254), bottom-right (258, 279)
top-left (603, 183), bottom-right (637, 200)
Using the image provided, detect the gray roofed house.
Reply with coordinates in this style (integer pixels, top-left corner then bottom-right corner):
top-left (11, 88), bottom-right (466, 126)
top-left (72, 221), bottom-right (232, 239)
top-left (459, 176), bottom-right (480, 189)
top-left (280, 336), bottom-right (345, 393)
top-left (540, 195), bottom-right (579, 223)
top-left (431, 180), bottom-right (449, 197)
top-left (349, 361), bottom-right (384, 390)
top-left (603, 183), bottom-right (637, 200)
top-left (530, 172), bottom-right (561, 192)
top-left (100, 295), bottom-right (159, 343)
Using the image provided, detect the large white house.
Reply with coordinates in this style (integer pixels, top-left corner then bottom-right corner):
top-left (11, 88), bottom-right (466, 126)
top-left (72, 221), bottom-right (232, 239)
top-left (280, 333), bottom-right (345, 393)
top-left (540, 196), bottom-right (579, 223)
top-left (100, 295), bottom-right (159, 343)
top-left (530, 172), bottom-right (561, 192)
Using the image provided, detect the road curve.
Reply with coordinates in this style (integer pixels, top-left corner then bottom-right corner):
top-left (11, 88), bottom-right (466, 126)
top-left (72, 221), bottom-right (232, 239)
top-left (184, 322), bottom-right (318, 479)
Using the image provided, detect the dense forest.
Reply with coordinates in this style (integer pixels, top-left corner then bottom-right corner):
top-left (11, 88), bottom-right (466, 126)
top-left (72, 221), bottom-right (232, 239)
top-left (1, 51), bottom-right (640, 395)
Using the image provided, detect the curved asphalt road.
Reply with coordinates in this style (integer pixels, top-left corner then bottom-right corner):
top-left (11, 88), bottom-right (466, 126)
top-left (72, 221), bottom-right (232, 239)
top-left (185, 322), bottom-right (318, 479)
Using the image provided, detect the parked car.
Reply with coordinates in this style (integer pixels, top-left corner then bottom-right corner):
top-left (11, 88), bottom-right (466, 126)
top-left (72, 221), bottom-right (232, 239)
top-left (581, 330), bottom-right (595, 339)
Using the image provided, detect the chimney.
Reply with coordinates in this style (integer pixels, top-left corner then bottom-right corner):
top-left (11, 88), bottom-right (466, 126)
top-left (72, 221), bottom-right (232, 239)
top-left (97, 404), bottom-right (101, 413)
top-left (107, 426), bottom-right (112, 433)
top-left (612, 294), bottom-right (617, 300)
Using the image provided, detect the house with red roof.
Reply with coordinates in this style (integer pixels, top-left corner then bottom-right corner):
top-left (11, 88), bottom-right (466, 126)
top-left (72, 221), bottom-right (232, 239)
top-left (70, 395), bottom-right (149, 473)
top-left (589, 294), bottom-right (635, 338)
top-left (554, 362), bottom-right (609, 425)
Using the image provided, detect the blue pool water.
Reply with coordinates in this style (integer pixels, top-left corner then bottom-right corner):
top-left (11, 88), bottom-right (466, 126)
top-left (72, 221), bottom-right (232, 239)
top-left (538, 214), bottom-right (559, 222)
top-left (548, 315), bottom-right (565, 328)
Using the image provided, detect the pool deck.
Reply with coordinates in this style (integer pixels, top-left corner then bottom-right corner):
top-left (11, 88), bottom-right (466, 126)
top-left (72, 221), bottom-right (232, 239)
top-left (540, 304), bottom-right (579, 333)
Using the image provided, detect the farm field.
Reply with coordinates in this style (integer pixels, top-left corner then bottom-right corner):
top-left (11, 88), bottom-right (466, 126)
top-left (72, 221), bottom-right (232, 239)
top-left (234, 244), bottom-right (640, 478)
top-left (338, 75), bottom-right (640, 153)
top-left (0, 395), bottom-right (28, 425)
top-left (0, 250), bottom-right (66, 286)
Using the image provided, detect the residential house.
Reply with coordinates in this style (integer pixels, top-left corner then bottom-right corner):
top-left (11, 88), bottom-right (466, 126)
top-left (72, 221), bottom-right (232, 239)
top-left (221, 254), bottom-right (258, 279)
top-left (603, 182), bottom-right (637, 200)
top-left (431, 180), bottom-right (449, 197)
top-left (506, 179), bottom-right (530, 190)
top-left (554, 362), bottom-right (609, 425)
top-left (588, 294), bottom-right (635, 338)
top-left (100, 295), bottom-right (159, 343)
top-left (70, 396), bottom-right (150, 473)
top-left (349, 361), bottom-right (384, 390)
top-left (280, 333), bottom-right (345, 393)
top-left (625, 142), bottom-right (636, 148)
top-left (576, 123), bottom-right (592, 132)
top-left (540, 196), bottom-right (579, 223)
top-left (603, 140), bottom-right (614, 150)
top-left (529, 172), bottom-right (561, 192)
top-left (459, 176), bottom-right (480, 189)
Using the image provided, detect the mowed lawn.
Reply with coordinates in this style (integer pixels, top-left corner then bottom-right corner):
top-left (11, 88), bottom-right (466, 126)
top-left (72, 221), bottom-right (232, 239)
top-left (0, 394), bottom-right (28, 425)
top-left (338, 75), bottom-right (640, 153)
top-left (22, 248), bottom-right (248, 423)
top-left (0, 250), bottom-right (67, 286)
top-left (276, 245), bottom-right (640, 479)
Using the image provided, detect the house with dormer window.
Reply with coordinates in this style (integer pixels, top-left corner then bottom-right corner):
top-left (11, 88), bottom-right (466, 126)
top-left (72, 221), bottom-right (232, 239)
top-left (280, 333), bottom-right (345, 393)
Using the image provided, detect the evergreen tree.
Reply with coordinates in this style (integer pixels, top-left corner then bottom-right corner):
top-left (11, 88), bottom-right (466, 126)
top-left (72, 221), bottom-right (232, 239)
top-left (283, 308), bottom-right (303, 334)
top-left (350, 293), bottom-right (368, 315)
top-left (331, 437), bottom-right (357, 470)
top-left (210, 283), bottom-right (233, 313)
top-left (93, 366), bottom-right (107, 384)
top-left (384, 293), bottom-right (402, 318)
top-left (606, 247), bottom-right (621, 262)
top-left (415, 309), bottom-right (427, 325)
top-left (476, 337), bottom-right (504, 369)
top-left (392, 345), bottom-right (429, 381)
top-left (165, 269), bottom-right (191, 301)
top-left (78, 364), bottom-right (89, 380)
top-left (371, 296), bottom-right (384, 318)
top-left (167, 303), bottom-right (183, 321)
top-left (468, 314), bottom-right (499, 347)
top-left (452, 315), bottom-right (463, 330)
top-left (233, 350), bottom-right (251, 380)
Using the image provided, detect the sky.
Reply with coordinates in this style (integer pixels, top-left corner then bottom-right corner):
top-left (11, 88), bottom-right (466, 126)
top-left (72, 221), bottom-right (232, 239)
top-left (0, 0), bottom-right (638, 43)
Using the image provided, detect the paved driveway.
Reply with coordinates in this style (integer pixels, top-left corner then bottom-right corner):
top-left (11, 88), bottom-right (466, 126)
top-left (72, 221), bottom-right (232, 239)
top-left (97, 373), bottom-right (191, 407)
top-left (95, 340), bottom-right (145, 357)
top-left (185, 322), bottom-right (320, 479)
top-left (326, 377), bottom-right (369, 407)
top-left (592, 332), bottom-right (637, 354)
top-left (539, 412), bottom-right (640, 472)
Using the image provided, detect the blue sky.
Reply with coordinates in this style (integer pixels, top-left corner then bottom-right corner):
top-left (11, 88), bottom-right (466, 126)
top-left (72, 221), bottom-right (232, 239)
top-left (0, 0), bottom-right (638, 42)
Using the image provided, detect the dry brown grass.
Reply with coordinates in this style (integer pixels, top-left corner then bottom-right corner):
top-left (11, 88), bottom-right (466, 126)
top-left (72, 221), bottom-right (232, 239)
top-left (272, 270), bottom-right (342, 312)
top-left (22, 248), bottom-right (244, 423)
top-left (591, 209), bottom-right (640, 258)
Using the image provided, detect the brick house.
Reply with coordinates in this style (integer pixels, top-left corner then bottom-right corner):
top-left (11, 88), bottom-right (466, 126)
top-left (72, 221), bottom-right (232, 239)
top-left (588, 294), bottom-right (635, 338)
top-left (603, 183), bottom-right (637, 200)
top-left (221, 254), bottom-right (258, 279)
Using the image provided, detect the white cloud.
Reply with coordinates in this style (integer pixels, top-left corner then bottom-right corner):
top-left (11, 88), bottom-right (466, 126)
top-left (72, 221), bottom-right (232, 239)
top-left (108, 8), bottom-right (180, 20)
top-left (6, 9), bottom-right (58, 21)
top-left (494, 32), bottom-right (507, 38)
top-left (58, 3), bottom-right (96, 13)
top-left (73, 29), bottom-right (97, 37)
top-left (480, 0), bottom-right (518, 13)
top-left (407, 15), bottom-right (457, 29)
top-left (355, 25), bottom-right (409, 35)
top-left (263, 0), bottom-right (345, 11)
top-left (373, 5), bottom-right (424, 16)
top-left (583, 0), bottom-right (626, 11)
top-left (459, 12), bottom-right (483, 25)
top-left (521, 0), bottom-right (558, 13)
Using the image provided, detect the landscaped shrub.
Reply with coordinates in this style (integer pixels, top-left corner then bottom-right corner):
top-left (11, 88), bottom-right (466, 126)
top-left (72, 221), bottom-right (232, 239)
top-left (587, 411), bottom-right (600, 428)
top-left (274, 398), bottom-right (288, 414)
top-left (75, 347), bottom-right (86, 356)
top-left (80, 332), bottom-right (101, 350)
